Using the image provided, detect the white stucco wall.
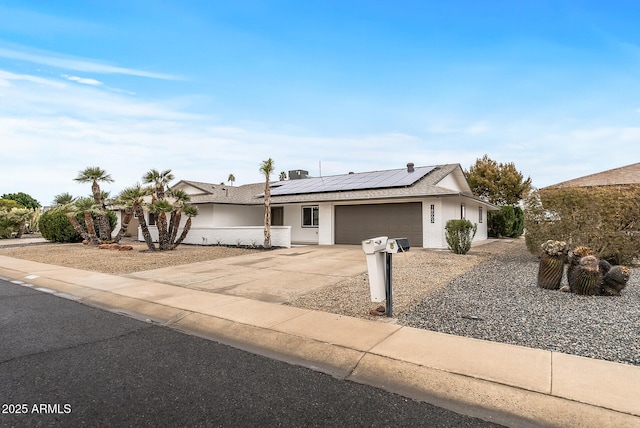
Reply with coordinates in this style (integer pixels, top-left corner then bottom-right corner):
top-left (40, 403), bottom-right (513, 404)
top-left (423, 198), bottom-right (444, 249)
top-left (140, 226), bottom-right (291, 248)
top-left (435, 196), bottom-right (487, 248)
top-left (318, 203), bottom-right (334, 245)
top-left (283, 203), bottom-right (320, 244)
top-left (211, 204), bottom-right (263, 226)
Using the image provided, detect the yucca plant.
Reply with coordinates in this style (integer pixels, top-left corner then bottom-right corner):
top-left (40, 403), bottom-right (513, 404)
top-left (537, 240), bottom-right (567, 290)
top-left (568, 255), bottom-right (601, 295)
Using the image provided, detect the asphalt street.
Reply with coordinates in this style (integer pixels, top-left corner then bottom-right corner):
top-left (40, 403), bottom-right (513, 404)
top-left (0, 278), bottom-right (503, 427)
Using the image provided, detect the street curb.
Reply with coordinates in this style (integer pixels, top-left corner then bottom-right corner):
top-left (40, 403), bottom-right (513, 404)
top-left (1, 261), bottom-right (640, 427)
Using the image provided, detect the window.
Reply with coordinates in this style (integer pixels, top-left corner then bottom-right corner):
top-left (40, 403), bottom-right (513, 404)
top-left (478, 206), bottom-right (483, 223)
top-left (460, 203), bottom-right (466, 220)
top-left (302, 206), bottom-right (319, 227)
top-left (430, 204), bottom-right (435, 224)
top-left (148, 212), bottom-right (156, 225)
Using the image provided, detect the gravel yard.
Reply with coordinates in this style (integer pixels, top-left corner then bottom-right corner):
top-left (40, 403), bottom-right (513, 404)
top-left (0, 239), bottom-right (260, 274)
top-left (2, 236), bottom-right (638, 366)
top-left (397, 241), bottom-right (640, 367)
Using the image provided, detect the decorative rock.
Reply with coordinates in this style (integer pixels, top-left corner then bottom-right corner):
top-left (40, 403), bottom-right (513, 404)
top-left (118, 245), bottom-right (134, 251)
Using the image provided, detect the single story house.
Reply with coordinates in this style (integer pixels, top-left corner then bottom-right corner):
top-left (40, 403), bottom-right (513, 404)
top-left (128, 163), bottom-right (498, 249)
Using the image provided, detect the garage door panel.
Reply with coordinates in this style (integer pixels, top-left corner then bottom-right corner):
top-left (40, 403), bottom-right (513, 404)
top-left (335, 203), bottom-right (423, 246)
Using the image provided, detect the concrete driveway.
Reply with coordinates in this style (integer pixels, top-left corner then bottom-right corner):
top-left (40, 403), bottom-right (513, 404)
top-left (125, 246), bottom-right (367, 303)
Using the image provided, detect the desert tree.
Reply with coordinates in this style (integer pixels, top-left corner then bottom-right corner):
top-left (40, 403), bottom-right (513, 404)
top-left (464, 154), bottom-right (531, 206)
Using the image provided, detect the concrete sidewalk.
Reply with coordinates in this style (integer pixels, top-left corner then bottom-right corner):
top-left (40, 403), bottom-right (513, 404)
top-left (1, 252), bottom-right (639, 427)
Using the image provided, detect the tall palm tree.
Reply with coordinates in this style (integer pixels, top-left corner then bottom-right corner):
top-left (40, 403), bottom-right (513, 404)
top-left (74, 167), bottom-right (114, 241)
top-left (171, 204), bottom-right (198, 249)
top-left (259, 158), bottom-right (275, 249)
top-left (143, 169), bottom-right (175, 249)
top-left (227, 173), bottom-right (235, 186)
top-left (75, 197), bottom-right (100, 245)
top-left (52, 193), bottom-right (90, 243)
top-left (143, 168), bottom-right (174, 200)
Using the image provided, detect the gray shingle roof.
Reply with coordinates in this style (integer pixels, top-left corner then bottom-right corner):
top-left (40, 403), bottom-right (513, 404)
top-left (175, 164), bottom-right (477, 205)
top-left (545, 162), bottom-right (640, 189)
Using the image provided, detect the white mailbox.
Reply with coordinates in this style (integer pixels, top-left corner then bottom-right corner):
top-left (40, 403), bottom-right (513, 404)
top-left (385, 237), bottom-right (410, 254)
top-left (362, 236), bottom-right (388, 302)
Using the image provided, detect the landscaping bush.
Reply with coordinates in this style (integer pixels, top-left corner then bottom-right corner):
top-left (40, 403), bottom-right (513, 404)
top-left (445, 219), bottom-right (477, 255)
top-left (488, 205), bottom-right (524, 238)
top-left (524, 185), bottom-right (640, 265)
top-left (39, 210), bottom-right (118, 243)
top-left (39, 210), bottom-right (83, 243)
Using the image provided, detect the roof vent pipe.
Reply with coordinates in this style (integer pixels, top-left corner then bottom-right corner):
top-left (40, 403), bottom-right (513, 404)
top-left (407, 162), bottom-right (415, 173)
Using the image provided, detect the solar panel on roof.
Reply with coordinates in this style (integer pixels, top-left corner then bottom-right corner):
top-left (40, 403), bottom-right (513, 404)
top-left (268, 166), bottom-right (436, 196)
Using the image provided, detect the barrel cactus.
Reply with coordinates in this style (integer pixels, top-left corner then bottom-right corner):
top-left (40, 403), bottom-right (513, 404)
top-left (601, 265), bottom-right (630, 296)
top-left (566, 246), bottom-right (593, 286)
top-left (537, 240), bottom-right (567, 290)
top-left (568, 255), bottom-right (602, 295)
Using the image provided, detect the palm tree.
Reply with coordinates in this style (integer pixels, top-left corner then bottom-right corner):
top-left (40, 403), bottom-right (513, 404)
top-left (259, 158), bottom-right (275, 249)
top-left (150, 199), bottom-right (174, 250)
top-left (52, 193), bottom-right (91, 243)
top-left (7, 207), bottom-right (32, 238)
top-left (279, 171), bottom-right (287, 181)
top-left (74, 167), bottom-right (114, 241)
top-left (167, 189), bottom-right (191, 245)
top-left (75, 197), bottom-right (100, 245)
top-left (112, 184), bottom-right (152, 244)
top-left (143, 168), bottom-right (174, 200)
top-left (227, 173), bottom-right (235, 186)
top-left (170, 204), bottom-right (199, 249)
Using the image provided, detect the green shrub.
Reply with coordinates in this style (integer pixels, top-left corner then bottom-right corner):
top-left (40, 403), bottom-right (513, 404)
top-left (445, 219), bottom-right (478, 255)
top-left (38, 210), bottom-right (118, 243)
top-left (39, 210), bottom-right (82, 243)
top-left (488, 205), bottom-right (524, 238)
top-left (524, 185), bottom-right (640, 264)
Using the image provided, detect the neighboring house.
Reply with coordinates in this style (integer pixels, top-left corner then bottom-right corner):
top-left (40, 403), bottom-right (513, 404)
top-left (544, 162), bottom-right (640, 189)
top-left (129, 163), bottom-right (497, 249)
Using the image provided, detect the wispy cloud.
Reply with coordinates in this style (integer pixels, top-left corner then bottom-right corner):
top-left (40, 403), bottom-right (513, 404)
top-left (0, 46), bottom-right (178, 80)
top-left (62, 74), bottom-right (103, 86)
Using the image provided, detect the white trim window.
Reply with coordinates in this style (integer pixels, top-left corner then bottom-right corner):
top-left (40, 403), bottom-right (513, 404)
top-left (302, 206), bottom-right (319, 227)
top-left (460, 203), bottom-right (466, 220)
top-left (478, 206), bottom-right (483, 223)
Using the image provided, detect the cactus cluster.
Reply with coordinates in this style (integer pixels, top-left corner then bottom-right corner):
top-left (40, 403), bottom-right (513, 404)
top-left (538, 243), bottom-right (631, 296)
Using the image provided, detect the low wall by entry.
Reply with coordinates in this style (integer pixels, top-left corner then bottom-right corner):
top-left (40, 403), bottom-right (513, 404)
top-left (139, 226), bottom-right (292, 248)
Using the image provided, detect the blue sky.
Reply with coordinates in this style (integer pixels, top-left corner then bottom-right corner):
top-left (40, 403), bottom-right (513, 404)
top-left (1, 1), bottom-right (639, 205)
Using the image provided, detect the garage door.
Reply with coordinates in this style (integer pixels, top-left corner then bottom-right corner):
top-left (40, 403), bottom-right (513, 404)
top-left (335, 203), bottom-right (423, 246)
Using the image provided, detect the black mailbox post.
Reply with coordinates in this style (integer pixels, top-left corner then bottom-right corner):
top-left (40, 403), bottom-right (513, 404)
top-left (383, 238), bottom-right (410, 317)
